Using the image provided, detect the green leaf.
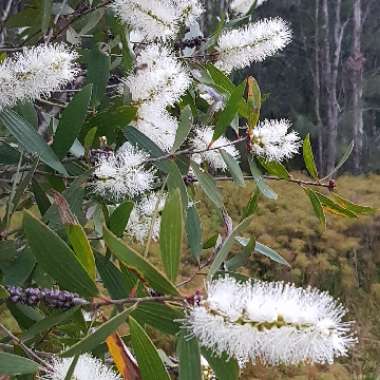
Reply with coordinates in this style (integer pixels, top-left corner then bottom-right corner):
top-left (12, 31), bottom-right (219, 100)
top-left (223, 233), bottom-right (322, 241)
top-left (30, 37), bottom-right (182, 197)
top-left (167, 161), bottom-right (189, 212)
top-left (190, 161), bottom-right (223, 208)
top-left (315, 191), bottom-right (357, 218)
top-left (129, 316), bottom-right (171, 380)
top-left (109, 200), bottom-right (134, 237)
top-left (226, 236), bottom-right (255, 271)
top-left (258, 159), bottom-right (290, 179)
top-left (31, 180), bottom-right (51, 215)
top-left (41, 0), bottom-right (52, 33)
top-left (15, 101), bottom-right (38, 129)
top-left (66, 224), bottom-right (96, 281)
top-left (53, 84), bottom-right (93, 158)
top-left (208, 215), bottom-right (254, 280)
top-left (177, 331), bottom-right (202, 380)
top-left (201, 348), bottom-right (239, 380)
top-left (322, 141), bottom-right (354, 180)
top-left (172, 106), bottom-right (193, 152)
top-left (303, 187), bottom-right (326, 229)
top-left (246, 76), bottom-right (261, 130)
top-left (23, 211), bottom-right (98, 297)
top-left (103, 227), bottom-right (179, 295)
top-left (206, 64), bottom-right (235, 93)
top-left (84, 46), bottom-right (110, 107)
top-left (0, 353), bottom-right (39, 375)
top-left (160, 189), bottom-right (183, 282)
top-left (131, 302), bottom-right (183, 335)
top-left (186, 204), bottom-right (203, 260)
top-left (124, 126), bottom-right (171, 173)
top-left (95, 252), bottom-right (135, 300)
top-left (3, 248), bottom-right (36, 286)
top-left (0, 110), bottom-right (67, 175)
top-left (213, 81), bottom-right (246, 141)
top-left (331, 193), bottom-right (376, 215)
top-left (221, 150), bottom-right (245, 187)
top-left (303, 134), bottom-right (319, 179)
top-left (248, 158), bottom-right (278, 200)
top-left (242, 189), bottom-right (260, 219)
top-left (255, 242), bottom-right (290, 267)
top-left (62, 306), bottom-right (134, 357)
top-left (22, 307), bottom-right (80, 341)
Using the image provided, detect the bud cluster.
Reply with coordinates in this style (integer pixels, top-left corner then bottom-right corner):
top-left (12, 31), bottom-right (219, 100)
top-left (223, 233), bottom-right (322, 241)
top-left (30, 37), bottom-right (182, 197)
top-left (7, 286), bottom-right (87, 309)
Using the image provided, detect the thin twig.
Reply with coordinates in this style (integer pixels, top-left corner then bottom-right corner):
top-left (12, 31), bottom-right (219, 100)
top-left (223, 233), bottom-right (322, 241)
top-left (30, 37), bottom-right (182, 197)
top-left (144, 136), bottom-right (248, 164)
top-left (92, 295), bottom-right (185, 308)
top-left (0, 323), bottom-right (53, 371)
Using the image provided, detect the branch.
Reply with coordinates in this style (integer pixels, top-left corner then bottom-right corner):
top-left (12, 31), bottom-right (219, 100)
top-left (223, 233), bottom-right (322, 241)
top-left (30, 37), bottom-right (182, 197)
top-left (211, 175), bottom-right (333, 189)
top-left (0, 323), bottom-right (53, 371)
top-left (91, 295), bottom-right (185, 308)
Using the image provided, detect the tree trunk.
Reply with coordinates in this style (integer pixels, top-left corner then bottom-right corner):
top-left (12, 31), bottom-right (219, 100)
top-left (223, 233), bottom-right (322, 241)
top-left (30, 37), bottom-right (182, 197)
top-left (349, 0), bottom-right (365, 174)
top-left (321, 0), bottom-right (344, 175)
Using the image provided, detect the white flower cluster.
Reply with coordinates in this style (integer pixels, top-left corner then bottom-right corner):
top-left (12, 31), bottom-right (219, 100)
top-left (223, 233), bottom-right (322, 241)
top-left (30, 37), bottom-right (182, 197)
top-left (127, 44), bottom-right (191, 151)
top-left (252, 119), bottom-right (301, 162)
top-left (190, 126), bottom-right (240, 171)
top-left (185, 276), bottom-right (356, 366)
top-left (0, 44), bottom-right (78, 111)
top-left (44, 354), bottom-right (121, 380)
top-left (94, 142), bottom-right (156, 201)
top-left (112, 0), bottom-right (204, 41)
top-left (216, 18), bottom-right (292, 73)
top-left (127, 193), bottom-right (166, 242)
top-left (230, 0), bottom-right (268, 15)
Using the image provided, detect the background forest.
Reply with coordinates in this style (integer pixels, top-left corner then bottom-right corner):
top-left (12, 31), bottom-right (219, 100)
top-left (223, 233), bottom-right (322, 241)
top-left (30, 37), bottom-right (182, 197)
top-left (0, 1), bottom-right (380, 380)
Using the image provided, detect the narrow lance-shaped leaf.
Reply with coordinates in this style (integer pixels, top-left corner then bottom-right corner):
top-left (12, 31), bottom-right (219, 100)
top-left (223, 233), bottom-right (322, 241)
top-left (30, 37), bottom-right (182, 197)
top-left (172, 105), bottom-right (193, 152)
top-left (208, 215), bottom-right (255, 280)
top-left (0, 353), bottom-right (39, 375)
top-left (221, 150), bottom-right (245, 187)
top-left (190, 161), bottom-right (223, 208)
top-left (303, 134), bottom-right (319, 179)
top-left (248, 157), bottom-right (278, 200)
top-left (186, 203), bottom-right (203, 261)
top-left (247, 76), bottom-right (261, 130)
top-left (106, 333), bottom-right (141, 380)
top-left (177, 330), bottom-right (202, 380)
top-left (53, 191), bottom-right (96, 281)
top-left (201, 348), bottom-right (239, 380)
top-left (303, 187), bottom-right (326, 229)
top-left (129, 316), bottom-right (171, 380)
top-left (213, 81), bottom-right (246, 141)
top-left (0, 110), bottom-right (67, 175)
top-left (109, 200), bottom-right (134, 237)
top-left (62, 306), bottom-right (135, 357)
top-left (23, 211), bottom-right (98, 297)
top-left (160, 189), bottom-right (184, 282)
top-left (103, 226), bottom-right (179, 295)
top-left (52, 84), bottom-right (93, 158)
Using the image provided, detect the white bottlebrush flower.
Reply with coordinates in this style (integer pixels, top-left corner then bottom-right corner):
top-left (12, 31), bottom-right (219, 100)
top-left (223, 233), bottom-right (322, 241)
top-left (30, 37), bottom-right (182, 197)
top-left (185, 276), bottom-right (356, 367)
top-left (251, 119), bottom-right (300, 161)
top-left (0, 44), bottom-right (78, 111)
top-left (133, 103), bottom-right (178, 152)
top-left (126, 44), bottom-right (191, 108)
top-left (190, 126), bottom-right (240, 171)
top-left (112, 0), bottom-right (203, 41)
top-left (112, 0), bottom-right (179, 40)
top-left (44, 354), bottom-right (121, 380)
top-left (175, 0), bottom-right (205, 26)
top-left (215, 18), bottom-right (292, 73)
top-left (230, 0), bottom-right (268, 15)
top-left (126, 193), bottom-right (166, 243)
top-left (94, 142), bottom-right (156, 201)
